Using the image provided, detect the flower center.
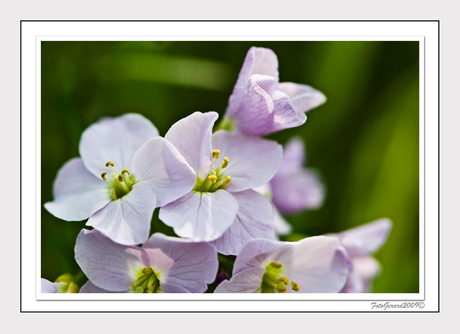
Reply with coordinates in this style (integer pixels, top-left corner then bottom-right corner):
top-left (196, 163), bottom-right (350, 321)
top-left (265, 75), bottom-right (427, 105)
top-left (193, 150), bottom-right (232, 193)
top-left (261, 262), bottom-right (300, 293)
top-left (130, 267), bottom-right (161, 293)
top-left (100, 161), bottom-right (136, 200)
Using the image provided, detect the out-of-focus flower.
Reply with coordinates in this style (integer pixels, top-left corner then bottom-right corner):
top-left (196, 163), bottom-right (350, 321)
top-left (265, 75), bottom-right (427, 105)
top-left (327, 218), bottom-right (392, 293)
top-left (255, 137), bottom-right (325, 235)
top-left (45, 114), bottom-right (196, 245)
top-left (41, 274), bottom-right (79, 293)
top-left (159, 112), bottom-right (282, 255)
top-left (214, 236), bottom-right (349, 293)
top-left (219, 47), bottom-right (326, 136)
top-left (75, 229), bottom-right (218, 293)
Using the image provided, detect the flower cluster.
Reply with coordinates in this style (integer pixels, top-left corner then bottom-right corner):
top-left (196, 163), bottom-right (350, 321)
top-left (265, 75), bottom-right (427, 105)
top-left (42, 46), bottom-right (391, 294)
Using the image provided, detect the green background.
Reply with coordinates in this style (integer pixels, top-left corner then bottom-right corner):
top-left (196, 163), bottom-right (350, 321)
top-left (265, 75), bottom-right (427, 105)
top-left (41, 41), bottom-right (419, 293)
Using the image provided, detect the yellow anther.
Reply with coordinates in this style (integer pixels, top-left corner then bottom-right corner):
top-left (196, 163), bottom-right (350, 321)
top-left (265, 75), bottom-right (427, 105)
top-left (270, 262), bottom-right (282, 269)
top-left (220, 176), bottom-right (231, 190)
top-left (142, 268), bottom-right (152, 275)
top-left (279, 276), bottom-right (289, 285)
top-left (209, 175), bottom-right (217, 184)
top-left (101, 171), bottom-right (107, 181)
top-left (221, 157), bottom-right (229, 169)
top-left (147, 285), bottom-right (154, 293)
top-left (121, 168), bottom-right (130, 175)
top-left (291, 281), bottom-right (300, 292)
top-left (106, 161), bottom-right (115, 167)
top-left (212, 150), bottom-right (220, 159)
top-left (276, 284), bottom-right (287, 293)
top-left (118, 174), bottom-right (124, 182)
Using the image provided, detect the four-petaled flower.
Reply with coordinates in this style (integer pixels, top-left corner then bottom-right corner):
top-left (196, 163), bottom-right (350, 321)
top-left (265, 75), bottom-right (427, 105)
top-left (220, 46), bottom-right (326, 136)
top-left (327, 219), bottom-right (392, 293)
top-left (45, 114), bottom-right (196, 245)
top-left (215, 236), bottom-right (350, 293)
top-left (75, 229), bottom-right (218, 293)
top-left (255, 137), bottom-right (325, 235)
top-left (159, 111), bottom-right (283, 255)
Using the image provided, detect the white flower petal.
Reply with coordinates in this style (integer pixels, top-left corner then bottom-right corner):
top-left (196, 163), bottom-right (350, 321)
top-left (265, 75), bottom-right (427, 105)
top-left (159, 190), bottom-right (239, 242)
top-left (214, 267), bottom-right (266, 293)
top-left (79, 113), bottom-right (159, 178)
top-left (44, 157), bottom-right (110, 221)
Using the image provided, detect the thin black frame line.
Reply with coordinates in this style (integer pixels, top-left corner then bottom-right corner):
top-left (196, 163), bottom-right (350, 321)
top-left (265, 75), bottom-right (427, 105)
top-left (20, 19), bottom-right (440, 313)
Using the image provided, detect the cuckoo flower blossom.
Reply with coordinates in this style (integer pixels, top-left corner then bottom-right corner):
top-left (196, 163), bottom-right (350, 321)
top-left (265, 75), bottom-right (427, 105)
top-left (45, 114), bottom-right (196, 246)
top-left (75, 229), bottom-right (218, 293)
top-left (219, 46), bottom-right (326, 136)
top-left (215, 236), bottom-right (350, 293)
top-left (159, 111), bottom-right (282, 255)
top-left (328, 219), bottom-right (392, 293)
top-left (255, 137), bottom-right (324, 235)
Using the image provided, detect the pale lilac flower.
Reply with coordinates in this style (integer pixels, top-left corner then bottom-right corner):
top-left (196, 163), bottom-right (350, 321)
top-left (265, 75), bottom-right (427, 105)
top-left (45, 114), bottom-right (196, 245)
top-left (41, 274), bottom-right (78, 293)
top-left (159, 111), bottom-right (282, 255)
top-left (215, 236), bottom-right (350, 293)
top-left (220, 47), bottom-right (326, 136)
top-left (328, 219), bottom-right (392, 293)
top-left (75, 229), bottom-right (218, 293)
top-left (255, 137), bottom-right (325, 235)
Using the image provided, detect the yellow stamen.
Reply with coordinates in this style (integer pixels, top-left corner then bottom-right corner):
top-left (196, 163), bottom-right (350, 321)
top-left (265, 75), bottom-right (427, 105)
top-left (270, 262), bottom-right (282, 269)
top-left (209, 175), bottom-right (217, 184)
top-left (106, 161), bottom-right (115, 167)
top-left (291, 281), bottom-right (300, 291)
top-left (121, 168), bottom-right (130, 175)
top-left (212, 150), bottom-right (220, 159)
top-left (101, 171), bottom-right (107, 181)
top-left (220, 176), bottom-right (231, 190)
top-left (276, 284), bottom-right (287, 293)
top-left (142, 268), bottom-right (152, 275)
top-left (118, 174), bottom-right (124, 182)
top-left (279, 276), bottom-right (289, 285)
top-left (221, 157), bottom-right (229, 169)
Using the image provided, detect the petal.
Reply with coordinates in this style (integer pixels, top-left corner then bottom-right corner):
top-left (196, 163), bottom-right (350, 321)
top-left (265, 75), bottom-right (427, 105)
top-left (79, 280), bottom-right (116, 293)
top-left (74, 229), bottom-right (145, 292)
top-left (210, 189), bottom-right (275, 255)
top-left (165, 112), bottom-right (218, 179)
top-left (214, 267), bottom-right (266, 293)
top-left (232, 238), bottom-right (291, 275)
top-left (278, 82), bottom-right (326, 114)
top-left (273, 206), bottom-right (292, 236)
top-left (160, 283), bottom-right (190, 293)
top-left (353, 256), bottom-right (381, 291)
top-left (143, 233), bottom-right (218, 293)
top-left (270, 168), bottom-right (325, 214)
top-left (212, 130), bottom-right (282, 192)
top-left (159, 190), bottom-right (239, 242)
top-left (41, 279), bottom-right (58, 293)
top-left (226, 47), bottom-right (279, 117)
top-left (232, 75), bottom-right (276, 136)
top-left (131, 137), bottom-right (196, 207)
top-left (270, 89), bottom-right (306, 132)
top-left (340, 268), bottom-right (365, 293)
top-left (278, 137), bottom-right (306, 174)
top-left (44, 158), bottom-right (111, 221)
top-left (331, 219), bottom-right (393, 257)
top-left (276, 236), bottom-right (350, 293)
top-left (79, 113), bottom-right (159, 178)
top-left (86, 183), bottom-right (157, 245)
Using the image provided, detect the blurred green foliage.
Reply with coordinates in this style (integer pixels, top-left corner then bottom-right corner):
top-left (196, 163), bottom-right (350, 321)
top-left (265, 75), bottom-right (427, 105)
top-left (41, 41), bottom-right (419, 293)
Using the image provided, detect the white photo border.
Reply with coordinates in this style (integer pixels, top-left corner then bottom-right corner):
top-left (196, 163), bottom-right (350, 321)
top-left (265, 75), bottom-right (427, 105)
top-left (21, 20), bottom-right (439, 312)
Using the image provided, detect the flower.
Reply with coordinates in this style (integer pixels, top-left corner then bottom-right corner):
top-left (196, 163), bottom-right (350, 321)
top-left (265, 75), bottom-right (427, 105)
top-left (159, 111), bottom-right (283, 255)
top-left (75, 229), bottom-right (218, 293)
top-left (214, 236), bottom-right (350, 293)
top-left (255, 137), bottom-right (325, 235)
top-left (41, 274), bottom-right (79, 293)
top-left (327, 218), bottom-right (392, 293)
top-left (219, 47), bottom-right (326, 136)
top-left (45, 114), bottom-right (196, 245)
